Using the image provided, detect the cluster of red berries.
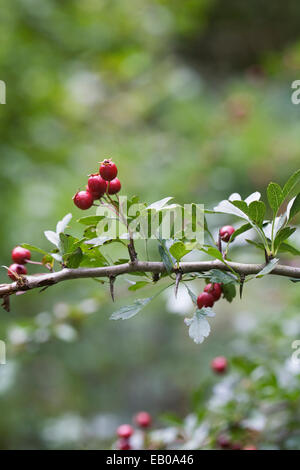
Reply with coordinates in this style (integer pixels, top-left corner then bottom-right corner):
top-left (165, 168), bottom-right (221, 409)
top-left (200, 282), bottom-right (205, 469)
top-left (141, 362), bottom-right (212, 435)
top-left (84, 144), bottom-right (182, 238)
top-left (73, 159), bottom-right (121, 210)
top-left (7, 246), bottom-right (32, 280)
top-left (196, 225), bottom-right (235, 310)
top-left (217, 434), bottom-right (257, 450)
top-left (197, 282), bottom-right (222, 310)
top-left (116, 411), bottom-right (152, 450)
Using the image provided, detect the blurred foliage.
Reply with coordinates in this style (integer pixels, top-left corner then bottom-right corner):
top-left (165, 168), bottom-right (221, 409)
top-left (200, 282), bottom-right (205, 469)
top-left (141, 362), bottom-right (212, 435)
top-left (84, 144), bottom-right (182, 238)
top-left (0, 0), bottom-right (300, 449)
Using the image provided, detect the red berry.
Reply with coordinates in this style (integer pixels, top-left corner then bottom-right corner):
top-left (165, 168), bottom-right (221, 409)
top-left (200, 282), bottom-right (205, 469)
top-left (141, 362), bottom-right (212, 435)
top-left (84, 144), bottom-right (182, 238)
top-left (197, 292), bottom-right (214, 309)
top-left (134, 411), bottom-right (152, 428)
top-left (117, 424), bottom-right (134, 439)
top-left (219, 225), bottom-right (235, 242)
top-left (211, 356), bottom-right (228, 374)
top-left (243, 445), bottom-right (257, 450)
top-left (217, 435), bottom-right (231, 449)
top-left (8, 263), bottom-right (27, 280)
top-left (73, 190), bottom-right (94, 210)
top-left (204, 283), bottom-right (222, 301)
top-left (231, 442), bottom-right (242, 450)
top-left (12, 246), bottom-right (31, 264)
top-left (117, 438), bottom-right (131, 450)
top-left (99, 159), bottom-right (118, 181)
top-left (87, 174), bottom-right (107, 199)
top-left (107, 178), bottom-right (121, 195)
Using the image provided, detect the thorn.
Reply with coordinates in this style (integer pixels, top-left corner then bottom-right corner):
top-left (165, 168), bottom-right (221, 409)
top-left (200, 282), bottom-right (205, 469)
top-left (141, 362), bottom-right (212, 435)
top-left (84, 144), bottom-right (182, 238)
top-left (218, 233), bottom-right (222, 254)
top-left (109, 276), bottom-right (116, 302)
top-left (152, 273), bottom-right (160, 283)
top-left (239, 273), bottom-right (245, 299)
top-left (175, 271), bottom-right (182, 298)
top-left (1, 295), bottom-right (10, 312)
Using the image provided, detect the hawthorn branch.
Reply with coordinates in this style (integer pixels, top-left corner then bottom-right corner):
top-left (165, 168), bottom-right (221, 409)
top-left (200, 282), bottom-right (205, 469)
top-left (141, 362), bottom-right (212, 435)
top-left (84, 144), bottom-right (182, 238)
top-left (0, 260), bottom-right (299, 300)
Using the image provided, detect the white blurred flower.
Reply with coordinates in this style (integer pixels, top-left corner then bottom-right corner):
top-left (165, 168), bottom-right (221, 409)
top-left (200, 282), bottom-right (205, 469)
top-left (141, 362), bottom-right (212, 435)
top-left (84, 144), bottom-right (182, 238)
top-left (35, 312), bottom-right (52, 327)
top-left (0, 361), bottom-right (17, 394)
top-left (150, 427), bottom-right (178, 445)
top-left (165, 285), bottom-right (194, 315)
top-left (54, 324), bottom-right (77, 342)
top-left (79, 299), bottom-right (98, 314)
top-left (43, 413), bottom-right (85, 444)
top-left (8, 326), bottom-right (29, 345)
top-left (242, 412), bottom-right (266, 431)
top-left (53, 303), bottom-right (69, 319)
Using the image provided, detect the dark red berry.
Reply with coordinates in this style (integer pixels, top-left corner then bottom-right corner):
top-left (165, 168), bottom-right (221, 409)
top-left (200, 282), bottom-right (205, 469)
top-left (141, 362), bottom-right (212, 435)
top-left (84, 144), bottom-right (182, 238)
top-left (87, 174), bottom-right (107, 199)
top-left (219, 225), bottom-right (235, 242)
top-left (8, 263), bottom-right (27, 280)
top-left (217, 435), bottom-right (231, 449)
top-left (73, 190), bottom-right (94, 210)
top-left (197, 292), bottom-right (214, 309)
top-left (134, 411), bottom-right (152, 428)
top-left (204, 283), bottom-right (222, 301)
top-left (99, 159), bottom-right (118, 181)
top-left (107, 178), bottom-right (121, 195)
top-left (12, 246), bottom-right (31, 264)
top-left (243, 445), bottom-right (257, 450)
top-left (117, 424), bottom-right (134, 439)
top-left (231, 442), bottom-right (242, 450)
top-left (118, 438), bottom-right (131, 450)
top-left (211, 356), bottom-right (228, 374)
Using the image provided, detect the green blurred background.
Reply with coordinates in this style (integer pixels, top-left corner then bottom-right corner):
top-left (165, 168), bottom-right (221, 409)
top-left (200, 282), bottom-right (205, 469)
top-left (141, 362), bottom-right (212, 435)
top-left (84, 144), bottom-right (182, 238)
top-left (0, 0), bottom-right (300, 449)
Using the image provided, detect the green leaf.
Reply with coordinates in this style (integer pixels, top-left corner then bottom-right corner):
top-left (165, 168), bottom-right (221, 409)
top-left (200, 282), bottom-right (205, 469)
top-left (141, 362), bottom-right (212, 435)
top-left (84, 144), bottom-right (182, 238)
top-left (230, 200), bottom-right (249, 216)
top-left (59, 233), bottom-right (78, 255)
top-left (110, 297), bottom-right (153, 320)
top-left (208, 269), bottom-right (238, 285)
top-left (169, 241), bottom-right (191, 262)
top-left (147, 197), bottom-right (174, 211)
top-left (128, 281), bottom-right (149, 291)
top-left (248, 201), bottom-right (266, 227)
top-left (282, 169), bottom-right (300, 198)
top-left (288, 193), bottom-right (300, 221)
top-left (77, 215), bottom-right (105, 226)
top-left (21, 244), bottom-right (48, 255)
top-left (64, 248), bottom-right (83, 269)
top-left (245, 239), bottom-right (265, 251)
top-left (230, 223), bottom-right (252, 242)
top-left (256, 258), bottom-right (279, 278)
top-left (267, 183), bottom-right (283, 214)
top-left (184, 311), bottom-right (211, 344)
top-left (278, 242), bottom-right (300, 256)
top-left (274, 227), bottom-right (296, 253)
top-left (184, 283), bottom-right (198, 305)
top-left (202, 246), bottom-right (225, 263)
top-left (222, 283), bottom-right (236, 302)
top-left (158, 241), bottom-right (174, 274)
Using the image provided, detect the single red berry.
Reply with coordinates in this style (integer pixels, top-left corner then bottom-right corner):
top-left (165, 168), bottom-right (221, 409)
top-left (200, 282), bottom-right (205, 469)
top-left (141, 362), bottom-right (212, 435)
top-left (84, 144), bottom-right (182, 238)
top-left (243, 445), bottom-right (257, 450)
top-left (8, 263), bottom-right (27, 280)
top-left (211, 356), bottom-right (228, 374)
top-left (73, 190), bottom-right (94, 210)
top-left (217, 435), bottom-right (231, 449)
top-left (12, 246), bottom-right (31, 264)
top-left (87, 174), bottom-right (107, 199)
top-left (117, 438), bottom-right (131, 450)
top-left (134, 411), bottom-right (152, 428)
top-left (107, 178), bottom-right (121, 195)
top-left (117, 424), bottom-right (134, 439)
top-left (99, 159), bottom-right (118, 181)
top-left (231, 442), bottom-right (242, 450)
top-left (219, 225), bottom-right (235, 242)
top-left (204, 283), bottom-right (222, 301)
top-left (197, 292), bottom-right (214, 309)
